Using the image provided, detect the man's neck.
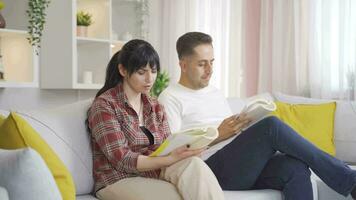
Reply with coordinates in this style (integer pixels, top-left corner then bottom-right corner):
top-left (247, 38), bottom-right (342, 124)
top-left (178, 77), bottom-right (198, 90)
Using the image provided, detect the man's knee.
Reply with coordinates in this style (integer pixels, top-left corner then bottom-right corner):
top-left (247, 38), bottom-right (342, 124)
top-left (261, 116), bottom-right (282, 127)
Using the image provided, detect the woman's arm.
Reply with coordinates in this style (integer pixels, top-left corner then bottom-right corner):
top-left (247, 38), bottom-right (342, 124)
top-left (137, 145), bottom-right (204, 172)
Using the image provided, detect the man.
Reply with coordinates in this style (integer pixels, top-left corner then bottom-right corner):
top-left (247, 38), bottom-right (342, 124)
top-left (158, 32), bottom-right (356, 199)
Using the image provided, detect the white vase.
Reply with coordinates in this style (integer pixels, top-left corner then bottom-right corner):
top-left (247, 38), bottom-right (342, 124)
top-left (83, 71), bottom-right (93, 84)
top-left (77, 26), bottom-right (88, 37)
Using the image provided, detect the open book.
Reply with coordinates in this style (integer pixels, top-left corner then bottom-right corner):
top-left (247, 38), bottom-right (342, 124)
top-left (238, 98), bottom-right (277, 130)
top-left (150, 127), bottom-right (218, 157)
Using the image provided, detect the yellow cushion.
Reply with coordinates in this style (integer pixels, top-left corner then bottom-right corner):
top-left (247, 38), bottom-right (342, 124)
top-left (271, 101), bottom-right (336, 156)
top-left (0, 112), bottom-right (76, 200)
top-left (0, 114), bottom-right (5, 126)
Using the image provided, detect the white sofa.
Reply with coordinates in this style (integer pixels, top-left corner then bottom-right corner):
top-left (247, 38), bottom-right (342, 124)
top-left (0, 92), bottom-right (355, 200)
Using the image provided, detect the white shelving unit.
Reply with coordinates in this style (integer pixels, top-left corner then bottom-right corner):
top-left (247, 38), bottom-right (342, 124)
top-left (0, 0), bottom-right (39, 88)
top-left (41, 0), bottom-right (147, 89)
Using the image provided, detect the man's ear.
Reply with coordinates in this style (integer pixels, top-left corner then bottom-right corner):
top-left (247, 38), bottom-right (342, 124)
top-left (179, 58), bottom-right (188, 73)
top-left (118, 64), bottom-right (127, 77)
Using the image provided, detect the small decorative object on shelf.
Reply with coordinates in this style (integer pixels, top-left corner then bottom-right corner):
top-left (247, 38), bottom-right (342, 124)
top-left (0, 0), bottom-right (6, 28)
top-left (77, 11), bottom-right (93, 37)
top-left (27, 0), bottom-right (51, 55)
top-left (83, 70), bottom-right (93, 84)
top-left (0, 55), bottom-right (5, 80)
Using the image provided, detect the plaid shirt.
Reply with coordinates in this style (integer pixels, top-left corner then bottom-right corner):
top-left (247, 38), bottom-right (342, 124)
top-left (88, 83), bottom-right (171, 192)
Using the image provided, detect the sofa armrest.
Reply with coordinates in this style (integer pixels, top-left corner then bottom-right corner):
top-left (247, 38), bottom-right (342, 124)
top-left (0, 186), bottom-right (9, 200)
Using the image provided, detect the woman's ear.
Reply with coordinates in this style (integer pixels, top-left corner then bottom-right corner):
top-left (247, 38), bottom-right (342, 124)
top-left (118, 64), bottom-right (127, 77)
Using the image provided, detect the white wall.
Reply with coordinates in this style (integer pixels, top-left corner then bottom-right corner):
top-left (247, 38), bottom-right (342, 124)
top-left (0, 1), bottom-right (164, 111)
top-left (0, 88), bottom-right (96, 111)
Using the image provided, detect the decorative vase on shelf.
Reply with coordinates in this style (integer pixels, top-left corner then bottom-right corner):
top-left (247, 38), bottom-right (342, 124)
top-left (83, 71), bottom-right (93, 84)
top-left (0, 55), bottom-right (5, 80)
top-left (77, 26), bottom-right (88, 37)
top-left (0, 12), bottom-right (6, 28)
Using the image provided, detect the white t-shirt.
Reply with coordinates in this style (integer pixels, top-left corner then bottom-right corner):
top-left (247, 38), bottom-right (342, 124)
top-left (158, 83), bottom-right (238, 160)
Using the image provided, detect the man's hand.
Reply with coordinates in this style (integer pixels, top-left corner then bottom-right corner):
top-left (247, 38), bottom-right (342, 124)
top-left (216, 113), bottom-right (251, 142)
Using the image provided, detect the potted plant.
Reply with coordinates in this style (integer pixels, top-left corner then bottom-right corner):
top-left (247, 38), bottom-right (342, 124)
top-left (27, 0), bottom-right (50, 55)
top-left (0, 1), bottom-right (6, 28)
top-left (150, 71), bottom-right (170, 97)
top-left (76, 11), bottom-right (93, 37)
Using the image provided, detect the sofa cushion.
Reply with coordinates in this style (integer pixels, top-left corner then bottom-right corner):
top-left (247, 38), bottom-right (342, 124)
top-left (0, 114), bottom-right (5, 126)
top-left (274, 92), bottom-right (356, 163)
top-left (16, 99), bottom-right (94, 195)
top-left (0, 148), bottom-right (62, 200)
top-left (272, 101), bottom-right (336, 155)
top-left (0, 112), bottom-right (75, 200)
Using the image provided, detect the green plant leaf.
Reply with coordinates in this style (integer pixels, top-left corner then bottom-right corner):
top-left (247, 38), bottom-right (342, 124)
top-left (27, 0), bottom-right (50, 55)
top-left (150, 71), bottom-right (170, 97)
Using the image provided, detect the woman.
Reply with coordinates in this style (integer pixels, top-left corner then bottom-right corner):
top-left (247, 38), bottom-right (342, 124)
top-left (87, 39), bottom-right (224, 200)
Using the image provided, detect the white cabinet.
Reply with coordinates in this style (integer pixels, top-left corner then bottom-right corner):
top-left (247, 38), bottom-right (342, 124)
top-left (0, 0), bottom-right (39, 88)
top-left (41, 0), bottom-right (148, 89)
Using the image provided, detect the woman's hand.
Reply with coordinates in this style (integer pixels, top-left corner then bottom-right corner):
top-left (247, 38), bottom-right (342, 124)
top-left (216, 113), bottom-right (251, 141)
top-left (167, 145), bottom-right (205, 165)
top-left (137, 145), bottom-right (205, 172)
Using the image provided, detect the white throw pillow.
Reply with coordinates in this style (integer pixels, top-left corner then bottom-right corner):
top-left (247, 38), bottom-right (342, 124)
top-left (14, 99), bottom-right (94, 195)
top-left (0, 148), bottom-right (62, 200)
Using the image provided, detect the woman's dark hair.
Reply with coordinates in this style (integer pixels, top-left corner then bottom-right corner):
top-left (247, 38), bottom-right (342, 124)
top-left (86, 39), bottom-right (160, 135)
top-left (95, 39), bottom-right (160, 98)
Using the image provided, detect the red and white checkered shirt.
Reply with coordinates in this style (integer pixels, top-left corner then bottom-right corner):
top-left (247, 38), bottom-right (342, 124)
top-left (88, 83), bottom-right (171, 192)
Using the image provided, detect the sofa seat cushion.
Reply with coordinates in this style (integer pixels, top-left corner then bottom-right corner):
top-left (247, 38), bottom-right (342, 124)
top-left (0, 148), bottom-right (62, 200)
top-left (0, 112), bottom-right (75, 200)
top-left (311, 165), bottom-right (356, 200)
top-left (76, 190), bottom-right (284, 200)
top-left (224, 189), bottom-right (282, 200)
top-left (77, 195), bottom-right (99, 200)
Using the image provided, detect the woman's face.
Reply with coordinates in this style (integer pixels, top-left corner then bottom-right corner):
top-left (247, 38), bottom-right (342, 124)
top-left (124, 64), bottom-right (157, 94)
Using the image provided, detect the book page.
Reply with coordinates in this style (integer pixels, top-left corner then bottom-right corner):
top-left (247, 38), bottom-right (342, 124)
top-left (150, 127), bottom-right (218, 156)
top-left (238, 99), bottom-right (276, 131)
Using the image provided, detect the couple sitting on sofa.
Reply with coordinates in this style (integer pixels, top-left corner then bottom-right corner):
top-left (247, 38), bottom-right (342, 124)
top-left (87, 32), bottom-right (356, 200)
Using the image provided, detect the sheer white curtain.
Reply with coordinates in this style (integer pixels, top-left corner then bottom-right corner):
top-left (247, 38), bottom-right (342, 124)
top-left (258, 0), bottom-right (356, 100)
top-left (158, 0), bottom-right (231, 95)
top-left (258, 0), bottom-right (309, 96)
top-left (309, 0), bottom-right (356, 100)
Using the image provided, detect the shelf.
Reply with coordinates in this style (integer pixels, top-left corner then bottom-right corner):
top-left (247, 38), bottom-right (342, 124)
top-left (77, 37), bottom-right (110, 45)
top-left (74, 83), bottom-right (103, 89)
top-left (40, 0), bottom-right (146, 89)
top-left (0, 29), bottom-right (28, 36)
top-left (0, 81), bottom-right (38, 88)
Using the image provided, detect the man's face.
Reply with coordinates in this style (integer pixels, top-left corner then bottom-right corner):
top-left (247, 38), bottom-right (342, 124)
top-left (180, 44), bottom-right (214, 90)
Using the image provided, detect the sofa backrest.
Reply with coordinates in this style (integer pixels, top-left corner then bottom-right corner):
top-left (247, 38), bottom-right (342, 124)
top-left (7, 99), bottom-right (95, 195)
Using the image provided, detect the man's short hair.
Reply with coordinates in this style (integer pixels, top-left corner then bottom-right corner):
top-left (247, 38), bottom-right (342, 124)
top-left (176, 32), bottom-right (212, 59)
